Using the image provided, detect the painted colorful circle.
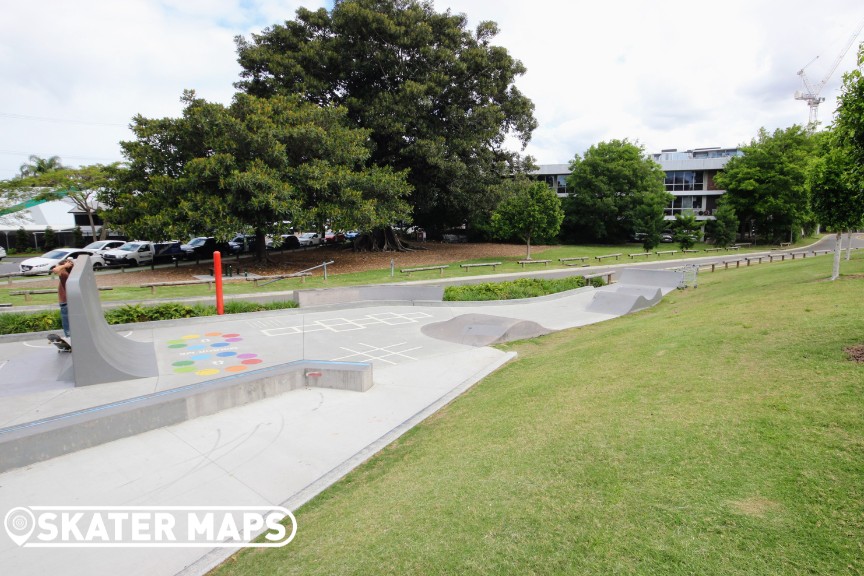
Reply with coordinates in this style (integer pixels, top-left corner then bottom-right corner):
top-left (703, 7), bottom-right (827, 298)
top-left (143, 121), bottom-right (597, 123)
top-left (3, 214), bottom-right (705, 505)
top-left (167, 331), bottom-right (263, 375)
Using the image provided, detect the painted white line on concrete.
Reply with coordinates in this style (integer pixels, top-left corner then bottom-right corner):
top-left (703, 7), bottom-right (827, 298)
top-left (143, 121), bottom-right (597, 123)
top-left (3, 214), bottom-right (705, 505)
top-left (331, 342), bottom-right (422, 365)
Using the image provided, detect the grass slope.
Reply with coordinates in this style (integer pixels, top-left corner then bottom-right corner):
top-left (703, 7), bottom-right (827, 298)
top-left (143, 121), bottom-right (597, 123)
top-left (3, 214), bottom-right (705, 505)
top-left (214, 254), bottom-right (864, 575)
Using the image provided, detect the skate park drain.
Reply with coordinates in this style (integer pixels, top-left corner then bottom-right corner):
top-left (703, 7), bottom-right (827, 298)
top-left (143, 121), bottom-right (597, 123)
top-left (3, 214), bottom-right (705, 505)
top-left (166, 332), bottom-right (264, 376)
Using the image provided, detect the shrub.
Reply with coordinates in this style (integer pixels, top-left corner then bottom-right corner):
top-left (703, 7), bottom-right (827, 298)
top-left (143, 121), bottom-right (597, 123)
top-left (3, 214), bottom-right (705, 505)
top-left (444, 275), bottom-right (601, 301)
top-left (0, 300), bottom-right (298, 335)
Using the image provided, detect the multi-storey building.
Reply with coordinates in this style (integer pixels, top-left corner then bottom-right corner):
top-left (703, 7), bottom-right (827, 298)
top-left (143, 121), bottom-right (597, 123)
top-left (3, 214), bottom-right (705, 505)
top-left (532, 146), bottom-right (742, 222)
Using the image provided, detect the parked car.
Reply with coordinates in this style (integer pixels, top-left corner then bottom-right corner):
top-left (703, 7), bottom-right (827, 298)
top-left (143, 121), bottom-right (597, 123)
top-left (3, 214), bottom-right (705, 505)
top-left (297, 232), bottom-right (321, 246)
top-left (274, 234), bottom-right (301, 250)
top-left (229, 234), bottom-right (267, 253)
top-left (344, 230), bottom-right (360, 240)
top-left (0, 246), bottom-right (6, 261)
top-left (102, 241), bottom-right (156, 267)
top-left (660, 231), bottom-right (674, 243)
top-left (324, 231), bottom-right (346, 244)
top-left (153, 241), bottom-right (185, 263)
top-left (19, 248), bottom-right (104, 275)
top-left (180, 237), bottom-right (239, 260)
top-left (82, 240), bottom-right (126, 255)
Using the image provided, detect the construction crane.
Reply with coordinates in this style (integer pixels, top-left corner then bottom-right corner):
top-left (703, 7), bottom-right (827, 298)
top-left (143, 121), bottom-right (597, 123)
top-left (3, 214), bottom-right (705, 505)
top-left (795, 17), bottom-right (864, 128)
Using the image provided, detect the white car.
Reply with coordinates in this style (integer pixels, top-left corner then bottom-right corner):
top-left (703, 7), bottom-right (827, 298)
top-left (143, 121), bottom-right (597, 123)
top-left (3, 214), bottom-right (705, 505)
top-left (297, 232), bottom-right (321, 246)
top-left (0, 246), bottom-right (6, 261)
top-left (102, 241), bottom-right (155, 267)
top-left (18, 248), bottom-right (104, 275)
top-left (82, 240), bottom-right (126, 255)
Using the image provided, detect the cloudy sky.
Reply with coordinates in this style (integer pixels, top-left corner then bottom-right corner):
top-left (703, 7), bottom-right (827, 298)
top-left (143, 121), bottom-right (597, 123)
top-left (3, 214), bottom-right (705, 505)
top-left (1, 0), bottom-right (863, 180)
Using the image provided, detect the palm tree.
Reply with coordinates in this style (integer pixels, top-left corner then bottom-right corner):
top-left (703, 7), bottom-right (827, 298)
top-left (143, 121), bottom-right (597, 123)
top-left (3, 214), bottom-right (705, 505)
top-left (19, 155), bottom-right (65, 177)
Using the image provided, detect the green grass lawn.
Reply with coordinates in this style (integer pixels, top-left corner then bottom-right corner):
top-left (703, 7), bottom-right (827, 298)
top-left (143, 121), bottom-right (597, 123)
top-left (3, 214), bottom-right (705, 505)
top-left (0, 238), bottom-right (818, 308)
top-left (212, 252), bottom-right (864, 575)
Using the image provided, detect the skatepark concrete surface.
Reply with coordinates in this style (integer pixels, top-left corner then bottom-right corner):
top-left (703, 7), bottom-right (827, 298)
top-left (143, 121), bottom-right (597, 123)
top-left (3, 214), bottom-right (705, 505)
top-left (1, 268), bottom-right (678, 575)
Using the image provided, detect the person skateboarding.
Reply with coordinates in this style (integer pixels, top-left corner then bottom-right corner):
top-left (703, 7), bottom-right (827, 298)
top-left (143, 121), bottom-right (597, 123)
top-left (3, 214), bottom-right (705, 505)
top-left (48, 257), bottom-right (74, 352)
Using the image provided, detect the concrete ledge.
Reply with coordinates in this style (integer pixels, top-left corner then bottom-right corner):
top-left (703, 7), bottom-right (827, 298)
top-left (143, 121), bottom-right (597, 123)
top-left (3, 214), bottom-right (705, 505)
top-left (0, 360), bottom-right (372, 474)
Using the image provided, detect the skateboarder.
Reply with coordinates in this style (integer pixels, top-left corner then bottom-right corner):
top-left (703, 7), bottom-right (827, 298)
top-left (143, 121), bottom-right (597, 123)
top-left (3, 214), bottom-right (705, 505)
top-left (50, 257), bottom-right (74, 351)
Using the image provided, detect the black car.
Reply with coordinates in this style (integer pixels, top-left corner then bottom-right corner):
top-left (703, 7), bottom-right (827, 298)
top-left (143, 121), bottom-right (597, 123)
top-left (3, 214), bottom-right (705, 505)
top-left (153, 241), bottom-right (185, 263)
top-left (181, 237), bottom-right (238, 259)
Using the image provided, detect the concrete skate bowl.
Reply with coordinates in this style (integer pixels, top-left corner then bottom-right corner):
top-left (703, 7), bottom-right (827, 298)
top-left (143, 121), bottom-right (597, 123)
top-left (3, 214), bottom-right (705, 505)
top-left (422, 313), bottom-right (552, 347)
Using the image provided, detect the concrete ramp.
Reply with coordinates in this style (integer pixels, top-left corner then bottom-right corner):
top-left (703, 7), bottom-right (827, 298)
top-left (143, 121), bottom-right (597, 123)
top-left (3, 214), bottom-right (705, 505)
top-left (586, 268), bottom-right (681, 315)
top-left (586, 287), bottom-right (662, 315)
top-left (422, 313), bottom-right (552, 346)
top-left (617, 268), bottom-right (683, 295)
top-left (66, 255), bottom-right (158, 386)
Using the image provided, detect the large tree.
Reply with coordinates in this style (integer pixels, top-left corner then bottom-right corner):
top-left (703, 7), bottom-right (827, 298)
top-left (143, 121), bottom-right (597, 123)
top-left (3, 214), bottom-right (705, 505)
top-left (234, 0), bottom-right (537, 231)
top-left (714, 126), bottom-right (815, 243)
top-left (491, 177), bottom-right (563, 259)
top-left (808, 45), bottom-right (864, 281)
top-left (563, 139), bottom-right (670, 243)
top-left (807, 132), bottom-right (863, 280)
top-left (106, 90), bottom-right (411, 259)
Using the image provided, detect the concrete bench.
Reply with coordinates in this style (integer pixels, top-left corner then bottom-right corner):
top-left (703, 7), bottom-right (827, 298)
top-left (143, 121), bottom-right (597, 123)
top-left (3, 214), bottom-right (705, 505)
top-left (723, 259), bottom-right (744, 269)
top-left (559, 256), bottom-right (590, 266)
top-left (584, 272), bottom-right (614, 285)
top-left (790, 252), bottom-right (808, 259)
top-left (779, 242), bottom-right (792, 247)
top-left (812, 249), bottom-right (832, 256)
top-left (726, 245), bottom-right (740, 251)
top-left (11, 287), bottom-right (113, 301)
top-left (595, 253), bottom-right (622, 261)
top-left (655, 250), bottom-right (677, 256)
top-left (628, 252), bottom-right (652, 259)
top-left (401, 265), bottom-right (449, 276)
top-left (734, 243), bottom-right (752, 247)
top-left (703, 247), bottom-right (724, 252)
top-left (682, 249), bottom-right (699, 253)
top-left (140, 279), bottom-right (216, 294)
top-left (517, 259), bottom-right (551, 268)
top-left (745, 256), bottom-right (764, 266)
top-left (460, 262), bottom-right (501, 272)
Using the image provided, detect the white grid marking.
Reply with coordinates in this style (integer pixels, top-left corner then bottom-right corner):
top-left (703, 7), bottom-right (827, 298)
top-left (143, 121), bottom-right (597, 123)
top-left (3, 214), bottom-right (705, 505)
top-left (258, 311), bottom-right (433, 337)
top-left (331, 342), bottom-right (422, 365)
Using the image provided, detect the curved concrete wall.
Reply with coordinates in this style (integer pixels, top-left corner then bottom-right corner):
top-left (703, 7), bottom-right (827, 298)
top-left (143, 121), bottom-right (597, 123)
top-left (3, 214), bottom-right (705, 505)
top-left (66, 254), bottom-right (158, 386)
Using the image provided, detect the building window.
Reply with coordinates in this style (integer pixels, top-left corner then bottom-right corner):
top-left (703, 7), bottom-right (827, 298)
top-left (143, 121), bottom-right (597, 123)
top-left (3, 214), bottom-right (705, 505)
top-left (664, 171), bottom-right (704, 192)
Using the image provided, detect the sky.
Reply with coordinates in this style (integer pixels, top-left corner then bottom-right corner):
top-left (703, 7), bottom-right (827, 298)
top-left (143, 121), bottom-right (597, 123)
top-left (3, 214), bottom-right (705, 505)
top-left (1, 0), bottom-right (863, 180)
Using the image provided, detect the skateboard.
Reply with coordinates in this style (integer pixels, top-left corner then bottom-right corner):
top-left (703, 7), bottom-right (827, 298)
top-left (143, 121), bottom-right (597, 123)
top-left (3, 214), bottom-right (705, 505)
top-left (47, 333), bottom-right (72, 352)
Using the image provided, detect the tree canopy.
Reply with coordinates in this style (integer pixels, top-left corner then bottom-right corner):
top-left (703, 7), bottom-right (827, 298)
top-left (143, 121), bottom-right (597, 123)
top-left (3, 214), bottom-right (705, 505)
top-left (491, 177), bottom-right (563, 259)
top-left (714, 126), bottom-right (814, 243)
top-left (106, 90), bottom-right (411, 258)
top-left (234, 0), bottom-right (537, 230)
top-left (562, 139), bottom-right (669, 243)
top-left (5, 164), bottom-right (121, 242)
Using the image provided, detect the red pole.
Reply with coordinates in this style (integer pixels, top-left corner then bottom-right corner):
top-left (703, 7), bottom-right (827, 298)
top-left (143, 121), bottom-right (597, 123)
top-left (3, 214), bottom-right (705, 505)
top-left (213, 251), bottom-right (224, 315)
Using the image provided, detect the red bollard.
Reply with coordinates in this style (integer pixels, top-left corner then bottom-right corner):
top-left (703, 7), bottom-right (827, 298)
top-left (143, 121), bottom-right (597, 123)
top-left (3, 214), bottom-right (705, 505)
top-left (214, 251), bottom-right (224, 315)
